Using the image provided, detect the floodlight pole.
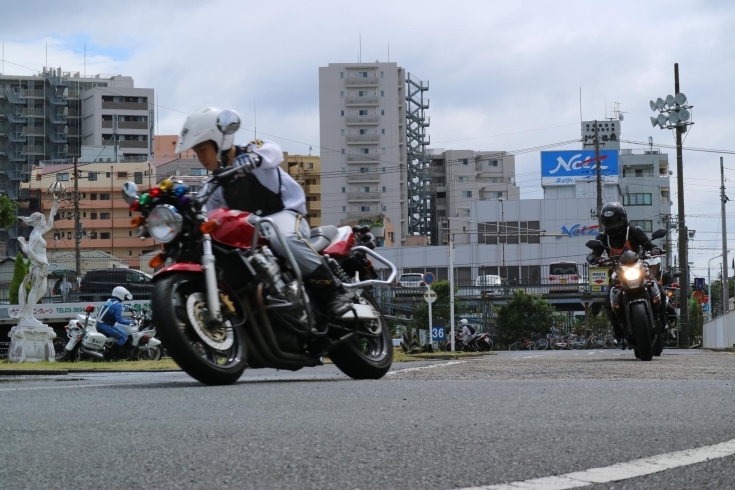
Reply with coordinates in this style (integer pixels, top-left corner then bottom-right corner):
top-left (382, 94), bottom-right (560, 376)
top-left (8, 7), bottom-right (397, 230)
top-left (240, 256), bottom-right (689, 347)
top-left (721, 156), bottom-right (729, 314)
top-left (674, 62), bottom-right (689, 346)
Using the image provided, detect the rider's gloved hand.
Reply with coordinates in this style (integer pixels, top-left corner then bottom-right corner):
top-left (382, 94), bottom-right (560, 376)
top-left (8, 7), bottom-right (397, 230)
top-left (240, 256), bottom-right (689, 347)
top-left (233, 153), bottom-right (261, 174)
top-left (597, 257), bottom-right (607, 265)
top-left (651, 247), bottom-right (662, 256)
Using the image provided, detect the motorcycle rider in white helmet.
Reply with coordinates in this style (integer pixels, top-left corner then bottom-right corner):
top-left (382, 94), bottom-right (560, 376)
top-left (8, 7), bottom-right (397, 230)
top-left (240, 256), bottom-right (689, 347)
top-left (459, 319), bottom-right (477, 349)
top-left (176, 107), bottom-right (354, 319)
top-left (96, 286), bottom-right (135, 358)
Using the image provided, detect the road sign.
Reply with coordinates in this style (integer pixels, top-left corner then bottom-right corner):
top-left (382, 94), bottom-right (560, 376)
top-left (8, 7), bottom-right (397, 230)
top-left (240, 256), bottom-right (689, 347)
top-left (431, 326), bottom-right (445, 342)
top-left (424, 290), bottom-right (437, 303)
top-left (703, 303), bottom-right (711, 313)
top-left (694, 278), bottom-right (705, 290)
top-left (423, 272), bottom-right (435, 286)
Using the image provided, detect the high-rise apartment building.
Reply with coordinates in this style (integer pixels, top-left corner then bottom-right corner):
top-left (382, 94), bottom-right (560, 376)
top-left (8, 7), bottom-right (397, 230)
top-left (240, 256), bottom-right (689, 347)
top-left (319, 62), bottom-right (408, 244)
top-left (280, 153), bottom-right (322, 227)
top-left (0, 68), bottom-right (154, 255)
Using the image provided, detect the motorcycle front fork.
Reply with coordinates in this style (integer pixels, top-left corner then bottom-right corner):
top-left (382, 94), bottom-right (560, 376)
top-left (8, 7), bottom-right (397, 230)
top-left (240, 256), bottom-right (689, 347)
top-left (202, 235), bottom-right (222, 321)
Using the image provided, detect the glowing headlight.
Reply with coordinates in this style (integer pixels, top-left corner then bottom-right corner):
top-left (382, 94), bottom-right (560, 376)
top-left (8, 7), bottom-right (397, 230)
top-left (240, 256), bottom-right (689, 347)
top-left (147, 205), bottom-right (183, 243)
top-left (623, 267), bottom-right (642, 281)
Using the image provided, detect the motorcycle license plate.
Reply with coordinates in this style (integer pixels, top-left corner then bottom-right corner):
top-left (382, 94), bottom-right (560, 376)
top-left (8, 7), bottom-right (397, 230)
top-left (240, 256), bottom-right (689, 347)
top-left (65, 339), bottom-right (77, 350)
top-left (560, 279), bottom-right (567, 284)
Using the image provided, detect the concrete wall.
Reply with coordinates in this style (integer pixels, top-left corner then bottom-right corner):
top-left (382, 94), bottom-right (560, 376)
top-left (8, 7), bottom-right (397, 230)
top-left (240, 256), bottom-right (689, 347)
top-left (703, 310), bottom-right (735, 349)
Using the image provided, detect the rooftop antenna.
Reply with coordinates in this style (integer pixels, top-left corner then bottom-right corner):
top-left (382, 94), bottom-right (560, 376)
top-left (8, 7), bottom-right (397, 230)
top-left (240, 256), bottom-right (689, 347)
top-left (45, 41), bottom-right (48, 70)
top-left (309, 145), bottom-right (312, 156)
top-left (254, 101), bottom-right (257, 139)
top-left (649, 136), bottom-right (653, 153)
top-left (84, 43), bottom-right (86, 78)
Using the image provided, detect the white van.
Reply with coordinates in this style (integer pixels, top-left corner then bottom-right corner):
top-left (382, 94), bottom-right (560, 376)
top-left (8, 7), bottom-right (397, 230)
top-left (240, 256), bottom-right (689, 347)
top-left (475, 275), bottom-right (502, 296)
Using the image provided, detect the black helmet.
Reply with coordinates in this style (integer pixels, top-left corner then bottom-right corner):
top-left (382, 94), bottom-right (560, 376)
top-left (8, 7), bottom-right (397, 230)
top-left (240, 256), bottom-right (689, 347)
top-left (620, 250), bottom-right (639, 265)
top-left (599, 202), bottom-right (628, 237)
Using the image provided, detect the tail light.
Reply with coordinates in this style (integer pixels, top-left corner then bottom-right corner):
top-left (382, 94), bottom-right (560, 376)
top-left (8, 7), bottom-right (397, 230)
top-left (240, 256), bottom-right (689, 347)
top-left (572, 275), bottom-right (579, 280)
top-left (549, 277), bottom-right (556, 281)
top-left (139, 335), bottom-right (150, 345)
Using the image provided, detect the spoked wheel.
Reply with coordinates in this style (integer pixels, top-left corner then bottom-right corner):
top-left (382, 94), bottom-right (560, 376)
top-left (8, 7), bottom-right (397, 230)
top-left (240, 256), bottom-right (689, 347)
top-left (509, 342), bottom-right (521, 351)
top-left (328, 291), bottom-right (393, 379)
top-left (53, 337), bottom-right (71, 362)
top-left (536, 339), bottom-right (549, 350)
top-left (152, 272), bottom-right (247, 385)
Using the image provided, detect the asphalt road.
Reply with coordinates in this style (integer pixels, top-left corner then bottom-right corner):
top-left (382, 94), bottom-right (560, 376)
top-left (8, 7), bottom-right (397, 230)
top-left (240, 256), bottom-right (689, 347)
top-left (1, 349), bottom-right (734, 490)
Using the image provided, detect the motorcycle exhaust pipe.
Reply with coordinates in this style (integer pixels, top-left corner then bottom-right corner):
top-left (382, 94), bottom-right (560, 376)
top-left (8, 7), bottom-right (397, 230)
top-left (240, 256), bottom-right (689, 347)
top-left (81, 349), bottom-right (105, 360)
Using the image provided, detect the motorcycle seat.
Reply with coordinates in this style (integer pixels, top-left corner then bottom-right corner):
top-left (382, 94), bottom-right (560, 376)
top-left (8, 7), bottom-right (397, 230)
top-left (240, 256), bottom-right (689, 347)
top-left (308, 225), bottom-right (339, 252)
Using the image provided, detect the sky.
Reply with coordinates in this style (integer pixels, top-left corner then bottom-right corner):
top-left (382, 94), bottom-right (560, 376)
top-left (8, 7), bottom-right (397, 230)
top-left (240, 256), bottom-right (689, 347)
top-left (2, 0), bottom-right (734, 277)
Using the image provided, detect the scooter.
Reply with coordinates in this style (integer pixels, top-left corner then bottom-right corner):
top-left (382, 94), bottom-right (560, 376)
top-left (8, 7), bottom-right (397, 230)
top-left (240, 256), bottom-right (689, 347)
top-left (57, 305), bottom-right (162, 362)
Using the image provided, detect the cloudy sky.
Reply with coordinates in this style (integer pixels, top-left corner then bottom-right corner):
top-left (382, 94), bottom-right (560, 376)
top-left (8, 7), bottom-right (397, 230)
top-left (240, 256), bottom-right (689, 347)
top-left (3, 0), bottom-right (733, 274)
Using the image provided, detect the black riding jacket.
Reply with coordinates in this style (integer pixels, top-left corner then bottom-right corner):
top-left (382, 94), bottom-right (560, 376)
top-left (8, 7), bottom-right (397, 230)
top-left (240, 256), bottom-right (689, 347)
top-left (586, 225), bottom-right (655, 265)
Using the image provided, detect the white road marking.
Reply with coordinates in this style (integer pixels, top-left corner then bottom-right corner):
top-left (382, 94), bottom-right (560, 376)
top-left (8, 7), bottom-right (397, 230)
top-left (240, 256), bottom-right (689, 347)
top-left (455, 437), bottom-right (735, 490)
top-left (386, 360), bottom-right (467, 375)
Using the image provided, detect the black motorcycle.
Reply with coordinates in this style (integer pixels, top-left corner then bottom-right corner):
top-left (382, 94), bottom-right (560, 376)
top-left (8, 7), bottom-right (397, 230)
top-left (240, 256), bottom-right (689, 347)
top-left (586, 228), bottom-right (668, 361)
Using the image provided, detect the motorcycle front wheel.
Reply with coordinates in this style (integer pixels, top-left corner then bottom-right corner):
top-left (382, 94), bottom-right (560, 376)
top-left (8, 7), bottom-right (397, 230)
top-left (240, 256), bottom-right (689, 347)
top-left (631, 302), bottom-right (653, 361)
top-left (328, 291), bottom-right (393, 380)
top-left (138, 345), bottom-right (163, 361)
top-left (152, 272), bottom-right (247, 385)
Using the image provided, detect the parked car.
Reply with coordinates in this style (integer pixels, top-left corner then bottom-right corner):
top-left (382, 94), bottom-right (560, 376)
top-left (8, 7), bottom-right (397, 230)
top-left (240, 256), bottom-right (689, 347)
top-left (548, 262), bottom-right (583, 293)
top-left (475, 275), bottom-right (502, 296)
top-left (396, 273), bottom-right (425, 288)
top-left (79, 269), bottom-right (153, 301)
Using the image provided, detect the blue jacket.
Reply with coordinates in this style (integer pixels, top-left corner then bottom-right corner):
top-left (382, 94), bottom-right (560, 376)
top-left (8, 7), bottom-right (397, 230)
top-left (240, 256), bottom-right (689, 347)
top-left (97, 297), bottom-right (132, 327)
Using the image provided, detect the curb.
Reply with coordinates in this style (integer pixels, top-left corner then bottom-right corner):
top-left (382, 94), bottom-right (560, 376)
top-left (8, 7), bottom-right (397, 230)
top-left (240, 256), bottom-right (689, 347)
top-left (0, 370), bottom-right (69, 376)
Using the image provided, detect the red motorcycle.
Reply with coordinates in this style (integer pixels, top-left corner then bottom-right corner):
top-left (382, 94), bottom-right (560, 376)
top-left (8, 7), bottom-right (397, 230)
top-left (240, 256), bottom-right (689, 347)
top-left (443, 332), bottom-right (493, 352)
top-left (123, 167), bottom-right (397, 385)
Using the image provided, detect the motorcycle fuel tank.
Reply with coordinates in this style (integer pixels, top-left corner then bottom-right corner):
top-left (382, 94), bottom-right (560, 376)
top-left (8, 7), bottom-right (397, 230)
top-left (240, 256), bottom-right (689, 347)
top-left (208, 208), bottom-right (268, 249)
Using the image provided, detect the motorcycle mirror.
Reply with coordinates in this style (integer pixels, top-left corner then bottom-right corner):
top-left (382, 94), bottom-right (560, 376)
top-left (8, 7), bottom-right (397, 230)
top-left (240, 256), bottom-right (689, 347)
top-left (121, 181), bottom-right (139, 205)
top-left (673, 272), bottom-right (682, 278)
top-left (585, 239), bottom-right (604, 249)
top-left (217, 109), bottom-right (241, 135)
top-left (650, 228), bottom-right (667, 240)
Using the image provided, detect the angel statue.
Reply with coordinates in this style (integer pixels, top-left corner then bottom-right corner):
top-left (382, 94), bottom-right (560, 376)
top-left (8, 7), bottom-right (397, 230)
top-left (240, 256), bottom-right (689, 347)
top-left (11, 184), bottom-right (61, 325)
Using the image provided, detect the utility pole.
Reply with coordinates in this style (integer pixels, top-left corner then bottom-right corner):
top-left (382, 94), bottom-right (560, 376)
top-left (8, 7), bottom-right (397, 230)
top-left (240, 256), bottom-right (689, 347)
top-left (594, 120), bottom-right (603, 214)
top-left (721, 156), bottom-right (729, 313)
top-left (663, 214), bottom-right (672, 271)
top-left (448, 218), bottom-right (456, 352)
top-left (674, 63), bottom-right (689, 346)
top-left (73, 157), bottom-right (81, 277)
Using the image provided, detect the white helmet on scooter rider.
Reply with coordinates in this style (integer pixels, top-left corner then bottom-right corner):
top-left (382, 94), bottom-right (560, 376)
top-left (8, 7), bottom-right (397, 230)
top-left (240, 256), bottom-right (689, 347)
top-left (176, 107), bottom-right (240, 154)
top-left (112, 286), bottom-right (133, 301)
top-left (459, 319), bottom-right (469, 326)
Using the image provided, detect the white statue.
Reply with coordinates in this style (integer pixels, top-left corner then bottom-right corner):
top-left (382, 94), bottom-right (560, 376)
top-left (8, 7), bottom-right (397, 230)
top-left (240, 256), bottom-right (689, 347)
top-left (7, 184), bottom-right (63, 362)
top-left (11, 199), bottom-right (59, 325)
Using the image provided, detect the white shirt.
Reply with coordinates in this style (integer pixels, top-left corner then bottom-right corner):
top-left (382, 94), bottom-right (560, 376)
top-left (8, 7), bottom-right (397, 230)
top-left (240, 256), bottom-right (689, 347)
top-left (202, 140), bottom-right (307, 216)
top-left (461, 325), bottom-right (473, 337)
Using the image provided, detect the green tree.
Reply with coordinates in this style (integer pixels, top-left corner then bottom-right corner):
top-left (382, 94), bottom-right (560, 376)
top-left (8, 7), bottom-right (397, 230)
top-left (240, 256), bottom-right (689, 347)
top-left (688, 297), bottom-right (704, 340)
top-left (495, 290), bottom-right (556, 345)
top-left (0, 194), bottom-right (18, 230)
top-left (9, 252), bottom-right (29, 305)
top-left (409, 280), bottom-right (469, 331)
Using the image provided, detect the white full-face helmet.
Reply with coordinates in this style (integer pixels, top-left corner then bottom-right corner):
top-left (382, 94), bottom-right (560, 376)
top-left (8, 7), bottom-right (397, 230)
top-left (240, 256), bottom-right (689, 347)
top-left (176, 107), bottom-right (241, 154)
top-left (112, 286), bottom-right (133, 301)
top-left (459, 319), bottom-right (469, 326)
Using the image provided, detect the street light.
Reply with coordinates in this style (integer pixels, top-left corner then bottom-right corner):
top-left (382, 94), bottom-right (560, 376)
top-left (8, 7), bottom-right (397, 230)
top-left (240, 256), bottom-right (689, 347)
top-left (708, 251), bottom-right (730, 321)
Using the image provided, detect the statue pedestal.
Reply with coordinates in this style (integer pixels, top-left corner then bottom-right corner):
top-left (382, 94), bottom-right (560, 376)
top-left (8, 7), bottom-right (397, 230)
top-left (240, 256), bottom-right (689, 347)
top-left (7, 322), bottom-right (57, 363)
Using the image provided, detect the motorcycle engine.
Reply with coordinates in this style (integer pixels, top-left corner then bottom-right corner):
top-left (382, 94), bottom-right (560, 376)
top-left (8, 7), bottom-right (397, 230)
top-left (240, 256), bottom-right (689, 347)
top-left (249, 247), bottom-right (293, 300)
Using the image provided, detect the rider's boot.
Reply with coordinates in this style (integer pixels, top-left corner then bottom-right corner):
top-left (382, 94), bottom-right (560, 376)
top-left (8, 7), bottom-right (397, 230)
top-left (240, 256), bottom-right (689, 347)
top-left (305, 262), bottom-right (353, 319)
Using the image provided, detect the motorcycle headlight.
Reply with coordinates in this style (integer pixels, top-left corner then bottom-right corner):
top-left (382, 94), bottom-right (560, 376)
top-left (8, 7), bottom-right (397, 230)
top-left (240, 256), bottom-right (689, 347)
top-left (623, 267), bottom-right (642, 282)
top-left (147, 205), bottom-right (183, 243)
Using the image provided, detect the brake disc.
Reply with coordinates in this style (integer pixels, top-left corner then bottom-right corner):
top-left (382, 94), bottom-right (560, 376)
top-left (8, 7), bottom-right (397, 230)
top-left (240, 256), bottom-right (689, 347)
top-left (186, 292), bottom-right (234, 350)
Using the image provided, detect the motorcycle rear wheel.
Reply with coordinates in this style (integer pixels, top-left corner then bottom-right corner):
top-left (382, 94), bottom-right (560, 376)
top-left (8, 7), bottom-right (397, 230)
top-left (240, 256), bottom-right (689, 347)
top-left (631, 303), bottom-right (653, 361)
top-left (653, 334), bottom-right (664, 357)
top-left (138, 345), bottom-right (163, 361)
top-left (152, 272), bottom-right (247, 385)
top-left (509, 342), bottom-right (521, 351)
top-left (328, 291), bottom-right (393, 379)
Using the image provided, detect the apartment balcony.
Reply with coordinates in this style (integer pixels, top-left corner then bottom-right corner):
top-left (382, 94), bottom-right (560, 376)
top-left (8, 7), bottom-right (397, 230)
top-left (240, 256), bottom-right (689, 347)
top-left (5, 131), bottom-right (26, 143)
top-left (45, 87), bottom-right (67, 106)
top-left (306, 184), bottom-right (321, 194)
top-left (7, 169), bottom-right (22, 181)
top-left (347, 153), bottom-right (380, 165)
top-left (26, 89), bottom-right (45, 98)
top-left (309, 201), bottom-right (322, 211)
top-left (26, 108), bottom-right (45, 117)
top-left (345, 96), bottom-right (379, 106)
top-left (345, 115), bottom-right (379, 125)
top-left (102, 120), bottom-right (148, 130)
top-left (345, 78), bottom-right (379, 88)
top-left (102, 101), bottom-right (148, 111)
top-left (346, 174), bottom-right (380, 183)
top-left (25, 126), bottom-right (45, 136)
top-left (347, 192), bottom-right (381, 202)
top-left (4, 86), bottom-right (26, 105)
top-left (23, 145), bottom-right (45, 155)
top-left (119, 140), bottom-right (148, 149)
top-left (346, 210), bottom-right (375, 219)
top-left (47, 128), bottom-right (68, 144)
top-left (6, 110), bottom-right (27, 124)
top-left (346, 134), bottom-right (380, 144)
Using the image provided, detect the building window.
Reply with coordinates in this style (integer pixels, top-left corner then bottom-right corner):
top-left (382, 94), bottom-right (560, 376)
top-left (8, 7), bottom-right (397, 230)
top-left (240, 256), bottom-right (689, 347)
top-left (83, 212), bottom-right (87, 218)
top-left (489, 160), bottom-right (498, 167)
top-left (341, 129), bottom-right (345, 135)
top-left (461, 190), bottom-right (472, 198)
top-left (360, 206), bottom-right (370, 212)
top-left (382, 205), bottom-right (386, 211)
top-left (129, 230), bottom-right (132, 236)
top-left (134, 171), bottom-right (143, 184)
top-left (360, 148), bottom-right (369, 154)
top-left (340, 110), bottom-right (344, 116)
top-left (381, 148), bottom-right (386, 154)
top-left (382, 186), bottom-right (386, 192)
top-left (89, 232), bottom-right (98, 239)
top-left (381, 109), bottom-right (385, 116)
top-left (361, 186), bottom-right (370, 193)
top-left (190, 168), bottom-right (207, 176)
top-left (358, 91), bottom-right (368, 97)
top-left (342, 206), bottom-right (346, 212)
top-left (358, 71), bottom-right (368, 78)
top-left (359, 129), bottom-right (368, 135)
top-left (56, 173), bottom-right (69, 181)
top-left (117, 171), bottom-right (128, 178)
top-left (630, 220), bottom-right (653, 232)
top-left (381, 128), bottom-right (385, 135)
top-left (457, 208), bottom-right (470, 217)
top-left (359, 109), bottom-right (368, 115)
top-left (380, 90), bottom-right (385, 97)
top-left (458, 176), bottom-right (469, 183)
top-left (106, 172), bottom-right (110, 178)
top-left (340, 91), bottom-right (344, 98)
top-left (100, 212), bottom-right (110, 219)
top-left (340, 72), bottom-right (344, 79)
top-left (100, 232), bottom-right (110, 239)
top-left (67, 232), bottom-right (71, 239)
top-left (382, 167), bottom-right (386, 173)
top-left (88, 172), bottom-right (97, 181)
top-left (623, 193), bottom-right (652, 205)
top-left (341, 148), bottom-right (345, 155)
top-left (478, 222), bottom-right (497, 244)
top-left (342, 187), bottom-right (346, 193)
top-left (90, 193), bottom-right (97, 200)
top-left (90, 212), bottom-right (98, 220)
top-left (100, 193), bottom-right (111, 200)
top-left (380, 71), bottom-right (384, 78)
top-left (462, 158), bottom-right (468, 165)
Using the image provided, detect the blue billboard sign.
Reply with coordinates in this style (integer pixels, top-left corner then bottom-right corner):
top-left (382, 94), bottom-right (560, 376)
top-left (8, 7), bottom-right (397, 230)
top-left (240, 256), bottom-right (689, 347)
top-left (541, 150), bottom-right (619, 186)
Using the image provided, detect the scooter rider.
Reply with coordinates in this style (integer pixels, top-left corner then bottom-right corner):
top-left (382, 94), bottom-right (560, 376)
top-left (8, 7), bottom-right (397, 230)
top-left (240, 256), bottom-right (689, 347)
top-left (459, 319), bottom-right (477, 349)
top-left (176, 107), bottom-right (353, 320)
top-left (96, 286), bottom-right (135, 357)
top-left (586, 202), bottom-right (662, 341)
